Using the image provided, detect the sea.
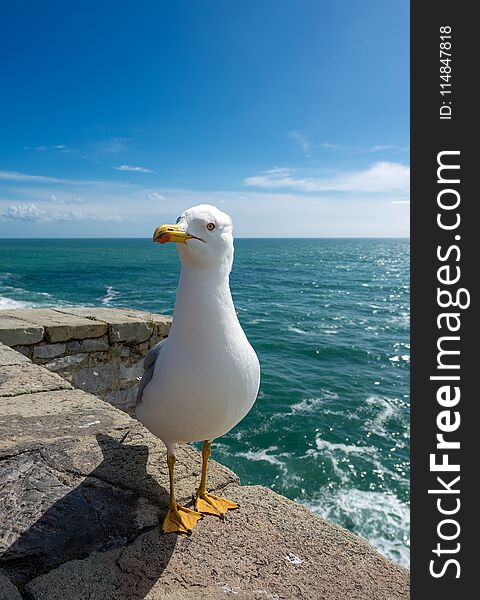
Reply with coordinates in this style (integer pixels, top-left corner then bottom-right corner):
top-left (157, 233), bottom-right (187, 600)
top-left (0, 238), bottom-right (410, 567)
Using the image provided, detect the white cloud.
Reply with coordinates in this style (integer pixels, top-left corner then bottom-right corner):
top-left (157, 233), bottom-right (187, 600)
top-left (263, 167), bottom-right (290, 176)
top-left (319, 142), bottom-right (340, 149)
top-left (0, 169), bottom-right (409, 237)
top-left (288, 131), bottom-right (343, 154)
top-left (1, 203), bottom-right (122, 223)
top-left (94, 137), bottom-right (131, 153)
top-left (36, 144), bottom-right (67, 151)
top-left (0, 170), bottom-right (106, 186)
top-left (147, 192), bottom-right (167, 202)
top-left (23, 144), bottom-right (68, 151)
top-left (113, 165), bottom-right (154, 173)
top-left (371, 145), bottom-right (395, 151)
top-left (0, 170), bottom-right (66, 183)
top-left (245, 162), bottom-right (410, 194)
top-left (1, 203), bottom-right (46, 221)
top-left (369, 144), bottom-right (410, 153)
top-left (288, 130), bottom-right (311, 153)
top-left (50, 194), bottom-right (84, 204)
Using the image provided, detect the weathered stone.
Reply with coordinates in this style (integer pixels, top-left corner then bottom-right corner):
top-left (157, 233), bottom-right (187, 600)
top-left (0, 309), bottom-right (107, 342)
top-left (0, 389), bottom-right (132, 449)
top-left (0, 313), bottom-right (44, 346)
top-left (21, 483), bottom-right (409, 600)
top-left (105, 386), bottom-right (138, 411)
top-left (40, 427), bottom-right (235, 505)
top-left (120, 347), bottom-right (130, 357)
top-left (0, 344), bottom-right (30, 366)
top-left (109, 320), bottom-right (153, 344)
top-left (72, 365), bottom-right (114, 394)
top-left (0, 371), bottom-right (237, 591)
top-left (138, 341), bottom-right (149, 354)
top-left (44, 353), bottom-right (88, 372)
top-left (120, 309), bottom-right (172, 337)
top-left (119, 358), bottom-right (144, 382)
top-left (66, 340), bottom-right (82, 352)
top-left (0, 447), bottom-right (160, 587)
top-left (81, 336), bottom-right (109, 352)
top-left (12, 345), bottom-right (31, 357)
top-left (33, 343), bottom-right (66, 359)
top-left (58, 307), bottom-right (171, 333)
top-left (55, 307), bottom-right (155, 343)
top-left (55, 308), bottom-right (172, 344)
top-left (0, 363), bottom-right (71, 397)
top-left (0, 570), bottom-right (22, 600)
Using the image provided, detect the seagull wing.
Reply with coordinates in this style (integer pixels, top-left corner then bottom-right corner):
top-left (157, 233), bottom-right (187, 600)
top-left (137, 337), bottom-right (168, 404)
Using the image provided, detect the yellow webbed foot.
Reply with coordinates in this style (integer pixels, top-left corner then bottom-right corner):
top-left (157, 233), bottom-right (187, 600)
top-left (162, 503), bottom-right (202, 534)
top-left (195, 491), bottom-right (238, 516)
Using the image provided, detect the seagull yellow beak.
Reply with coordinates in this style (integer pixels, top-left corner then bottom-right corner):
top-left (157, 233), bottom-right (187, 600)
top-left (153, 224), bottom-right (194, 244)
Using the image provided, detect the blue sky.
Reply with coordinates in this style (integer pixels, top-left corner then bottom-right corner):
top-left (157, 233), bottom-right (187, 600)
top-left (0, 0), bottom-right (409, 238)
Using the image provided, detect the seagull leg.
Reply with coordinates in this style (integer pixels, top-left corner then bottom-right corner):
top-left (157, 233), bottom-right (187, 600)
top-left (195, 440), bottom-right (238, 515)
top-left (162, 452), bottom-right (202, 534)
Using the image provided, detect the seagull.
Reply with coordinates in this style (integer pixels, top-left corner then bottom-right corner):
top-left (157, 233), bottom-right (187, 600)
top-left (136, 204), bottom-right (260, 534)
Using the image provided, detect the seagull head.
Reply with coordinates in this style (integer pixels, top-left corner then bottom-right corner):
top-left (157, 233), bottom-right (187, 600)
top-left (153, 204), bottom-right (234, 272)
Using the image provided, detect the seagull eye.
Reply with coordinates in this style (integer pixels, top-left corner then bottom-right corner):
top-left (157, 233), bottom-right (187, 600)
top-left (206, 223), bottom-right (216, 231)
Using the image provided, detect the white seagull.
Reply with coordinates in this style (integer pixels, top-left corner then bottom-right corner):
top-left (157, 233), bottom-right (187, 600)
top-left (136, 204), bottom-right (260, 534)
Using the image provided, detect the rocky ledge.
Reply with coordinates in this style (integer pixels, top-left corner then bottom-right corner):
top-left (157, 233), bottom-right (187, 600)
top-left (0, 310), bottom-right (409, 600)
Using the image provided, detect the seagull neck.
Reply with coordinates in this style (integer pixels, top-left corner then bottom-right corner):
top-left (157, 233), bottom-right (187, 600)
top-left (171, 265), bottom-right (236, 329)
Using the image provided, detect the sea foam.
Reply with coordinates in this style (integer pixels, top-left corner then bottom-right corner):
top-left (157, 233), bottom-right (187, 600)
top-left (101, 286), bottom-right (120, 305)
top-left (300, 488), bottom-right (410, 567)
top-left (364, 395), bottom-right (405, 438)
top-left (0, 296), bottom-right (27, 309)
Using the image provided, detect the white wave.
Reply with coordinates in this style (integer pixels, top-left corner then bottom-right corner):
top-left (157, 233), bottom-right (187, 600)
top-left (101, 286), bottom-right (119, 305)
top-left (290, 397), bottom-right (323, 414)
top-left (313, 437), bottom-right (374, 456)
top-left (301, 488), bottom-right (410, 567)
top-left (287, 325), bottom-right (309, 335)
top-left (304, 431), bottom-right (387, 484)
top-left (389, 354), bottom-right (410, 363)
top-left (390, 312), bottom-right (410, 327)
top-left (393, 341), bottom-right (410, 349)
top-left (305, 434), bottom-right (377, 483)
top-left (289, 391), bottom-right (339, 415)
top-left (365, 396), bottom-right (403, 438)
top-left (322, 408), bottom-right (360, 420)
top-left (0, 274), bottom-right (54, 309)
top-left (0, 296), bottom-right (28, 309)
top-left (245, 318), bottom-right (271, 325)
top-left (211, 442), bottom-right (232, 455)
top-left (235, 446), bottom-right (300, 487)
top-left (235, 446), bottom-right (284, 467)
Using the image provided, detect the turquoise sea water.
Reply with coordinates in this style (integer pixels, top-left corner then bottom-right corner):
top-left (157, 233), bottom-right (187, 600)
top-left (0, 238), bottom-right (410, 566)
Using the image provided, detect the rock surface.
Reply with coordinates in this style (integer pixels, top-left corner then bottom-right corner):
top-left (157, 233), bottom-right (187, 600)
top-left (0, 363), bottom-right (71, 397)
top-left (0, 339), bottom-right (409, 599)
top-left (0, 570), bottom-right (22, 600)
top-left (0, 314), bottom-right (44, 347)
top-left (0, 309), bottom-right (107, 342)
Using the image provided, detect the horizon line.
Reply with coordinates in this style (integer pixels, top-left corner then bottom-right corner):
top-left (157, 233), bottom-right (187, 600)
top-left (0, 235), bottom-right (410, 241)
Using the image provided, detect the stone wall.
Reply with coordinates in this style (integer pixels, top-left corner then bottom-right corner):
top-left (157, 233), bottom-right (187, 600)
top-left (0, 307), bottom-right (171, 415)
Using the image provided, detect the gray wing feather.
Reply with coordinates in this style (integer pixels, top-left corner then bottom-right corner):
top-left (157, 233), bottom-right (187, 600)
top-left (137, 337), bottom-right (168, 404)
